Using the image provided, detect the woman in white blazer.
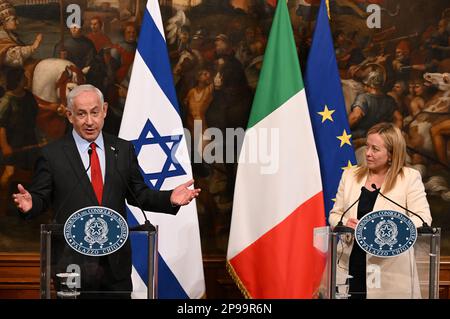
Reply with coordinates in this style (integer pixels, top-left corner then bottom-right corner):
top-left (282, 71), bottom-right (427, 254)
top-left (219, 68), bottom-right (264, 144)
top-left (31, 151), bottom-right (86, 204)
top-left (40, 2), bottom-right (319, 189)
top-left (329, 122), bottom-right (432, 299)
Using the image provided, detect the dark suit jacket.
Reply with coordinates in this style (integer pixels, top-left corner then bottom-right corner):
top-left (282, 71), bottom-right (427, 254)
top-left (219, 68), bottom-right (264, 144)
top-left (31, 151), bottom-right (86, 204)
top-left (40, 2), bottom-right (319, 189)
top-left (27, 132), bottom-right (179, 287)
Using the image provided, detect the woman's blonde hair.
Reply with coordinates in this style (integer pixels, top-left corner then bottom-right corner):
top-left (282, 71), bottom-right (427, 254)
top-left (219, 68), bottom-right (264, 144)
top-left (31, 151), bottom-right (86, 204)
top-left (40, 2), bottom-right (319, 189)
top-left (355, 122), bottom-right (407, 192)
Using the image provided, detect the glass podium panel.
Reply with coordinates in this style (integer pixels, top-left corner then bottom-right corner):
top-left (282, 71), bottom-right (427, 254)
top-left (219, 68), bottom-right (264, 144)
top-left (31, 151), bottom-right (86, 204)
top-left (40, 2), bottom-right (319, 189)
top-left (40, 224), bottom-right (158, 299)
top-left (314, 226), bottom-right (440, 299)
top-left (414, 229), bottom-right (441, 299)
top-left (313, 226), bottom-right (332, 299)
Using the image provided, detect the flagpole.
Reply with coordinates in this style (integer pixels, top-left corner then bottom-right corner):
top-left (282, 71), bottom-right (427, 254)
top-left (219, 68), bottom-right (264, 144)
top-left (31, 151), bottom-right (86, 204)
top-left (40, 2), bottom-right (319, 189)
top-left (325, 0), bottom-right (331, 20)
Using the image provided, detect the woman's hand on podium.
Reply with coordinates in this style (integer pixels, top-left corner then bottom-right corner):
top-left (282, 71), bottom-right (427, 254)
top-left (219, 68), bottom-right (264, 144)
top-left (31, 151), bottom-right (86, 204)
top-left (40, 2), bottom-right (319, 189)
top-left (12, 184), bottom-right (32, 213)
top-left (345, 218), bottom-right (359, 229)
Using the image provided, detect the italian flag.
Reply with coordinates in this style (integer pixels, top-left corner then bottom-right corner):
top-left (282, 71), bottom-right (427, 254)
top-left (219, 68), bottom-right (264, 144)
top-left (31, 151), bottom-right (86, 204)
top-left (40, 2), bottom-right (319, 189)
top-left (226, 1), bottom-right (326, 298)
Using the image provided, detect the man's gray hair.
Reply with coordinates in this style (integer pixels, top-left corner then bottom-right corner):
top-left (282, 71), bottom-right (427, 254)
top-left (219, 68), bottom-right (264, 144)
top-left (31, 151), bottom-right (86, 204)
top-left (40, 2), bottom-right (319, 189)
top-left (67, 84), bottom-right (104, 110)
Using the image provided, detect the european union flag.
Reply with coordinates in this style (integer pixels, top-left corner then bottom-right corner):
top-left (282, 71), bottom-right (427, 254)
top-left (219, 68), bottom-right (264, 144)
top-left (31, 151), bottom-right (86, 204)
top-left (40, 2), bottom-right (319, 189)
top-left (304, 0), bottom-right (356, 218)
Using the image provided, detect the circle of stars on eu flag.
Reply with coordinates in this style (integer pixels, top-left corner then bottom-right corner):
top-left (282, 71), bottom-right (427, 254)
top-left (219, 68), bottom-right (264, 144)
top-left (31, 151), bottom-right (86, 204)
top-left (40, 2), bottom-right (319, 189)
top-left (131, 119), bottom-right (186, 190)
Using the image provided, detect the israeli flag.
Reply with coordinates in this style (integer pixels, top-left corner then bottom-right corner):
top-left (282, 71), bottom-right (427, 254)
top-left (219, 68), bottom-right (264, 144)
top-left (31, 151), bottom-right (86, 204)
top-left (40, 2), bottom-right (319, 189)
top-left (119, 0), bottom-right (205, 298)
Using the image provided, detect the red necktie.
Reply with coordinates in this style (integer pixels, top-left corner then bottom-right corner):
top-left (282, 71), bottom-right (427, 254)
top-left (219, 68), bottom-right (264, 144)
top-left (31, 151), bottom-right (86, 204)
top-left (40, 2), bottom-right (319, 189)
top-left (90, 142), bottom-right (103, 204)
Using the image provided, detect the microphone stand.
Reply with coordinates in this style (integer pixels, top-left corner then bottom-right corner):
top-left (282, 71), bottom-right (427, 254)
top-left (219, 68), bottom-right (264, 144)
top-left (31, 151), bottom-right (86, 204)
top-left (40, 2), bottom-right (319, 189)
top-left (53, 148), bottom-right (92, 223)
top-left (333, 193), bottom-right (362, 234)
top-left (333, 222), bottom-right (355, 234)
top-left (129, 220), bottom-right (156, 232)
top-left (113, 147), bottom-right (158, 298)
top-left (113, 148), bottom-right (156, 232)
top-left (371, 184), bottom-right (434, 234)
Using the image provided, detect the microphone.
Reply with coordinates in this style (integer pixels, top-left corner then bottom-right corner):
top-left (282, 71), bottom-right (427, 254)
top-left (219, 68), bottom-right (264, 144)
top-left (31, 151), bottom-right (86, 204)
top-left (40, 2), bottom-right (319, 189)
top-left (53, 147), bottom-right (92, 223)
top-left (333, 187), bottom-right (364, 234)
top-left (371, 184), bottom-right (434, 234)
top-left (112, 147), bottom-right (156, 232)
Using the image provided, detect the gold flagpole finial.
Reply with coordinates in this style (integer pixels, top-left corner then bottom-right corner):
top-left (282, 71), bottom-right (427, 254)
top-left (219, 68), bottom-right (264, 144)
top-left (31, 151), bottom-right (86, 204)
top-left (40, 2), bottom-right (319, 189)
top-left (325, 0), bottom-right (331, 20)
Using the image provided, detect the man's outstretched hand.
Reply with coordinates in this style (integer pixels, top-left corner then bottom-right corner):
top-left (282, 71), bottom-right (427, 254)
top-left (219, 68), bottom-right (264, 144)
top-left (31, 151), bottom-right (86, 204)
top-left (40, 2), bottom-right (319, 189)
top-left (12, 184), bottom-right (32, 213)
top-left (170, 179), bottom-right (201, 206)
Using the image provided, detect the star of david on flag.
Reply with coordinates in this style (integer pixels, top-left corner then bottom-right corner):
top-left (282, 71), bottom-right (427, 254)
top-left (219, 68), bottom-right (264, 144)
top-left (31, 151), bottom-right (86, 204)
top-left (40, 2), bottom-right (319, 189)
top-left (132, 119), bottom-right (185, 190)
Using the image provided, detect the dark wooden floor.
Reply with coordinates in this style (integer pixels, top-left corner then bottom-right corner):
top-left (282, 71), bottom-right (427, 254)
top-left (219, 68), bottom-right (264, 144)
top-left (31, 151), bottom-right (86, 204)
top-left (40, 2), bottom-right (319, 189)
top-left (0, 253), bottom-right (449, 299)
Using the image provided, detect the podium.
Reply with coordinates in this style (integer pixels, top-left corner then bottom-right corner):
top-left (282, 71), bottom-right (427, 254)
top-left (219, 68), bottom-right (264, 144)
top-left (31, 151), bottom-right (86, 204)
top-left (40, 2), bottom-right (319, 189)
top-left (40, 224), bottom-right (158, 299)
top-left (313, 226), bottom-right (441, 299)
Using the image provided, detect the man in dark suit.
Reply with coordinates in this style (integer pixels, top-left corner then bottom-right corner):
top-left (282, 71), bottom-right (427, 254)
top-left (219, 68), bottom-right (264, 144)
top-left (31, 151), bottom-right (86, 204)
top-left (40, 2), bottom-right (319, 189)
top-left (12, 84), bottom-right (200, 297)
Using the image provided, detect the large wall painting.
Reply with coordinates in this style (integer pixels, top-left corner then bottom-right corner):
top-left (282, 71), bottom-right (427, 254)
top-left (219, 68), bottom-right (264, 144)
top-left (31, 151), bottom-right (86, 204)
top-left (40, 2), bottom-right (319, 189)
top-left (0, 0), bottom-right (449, 255)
